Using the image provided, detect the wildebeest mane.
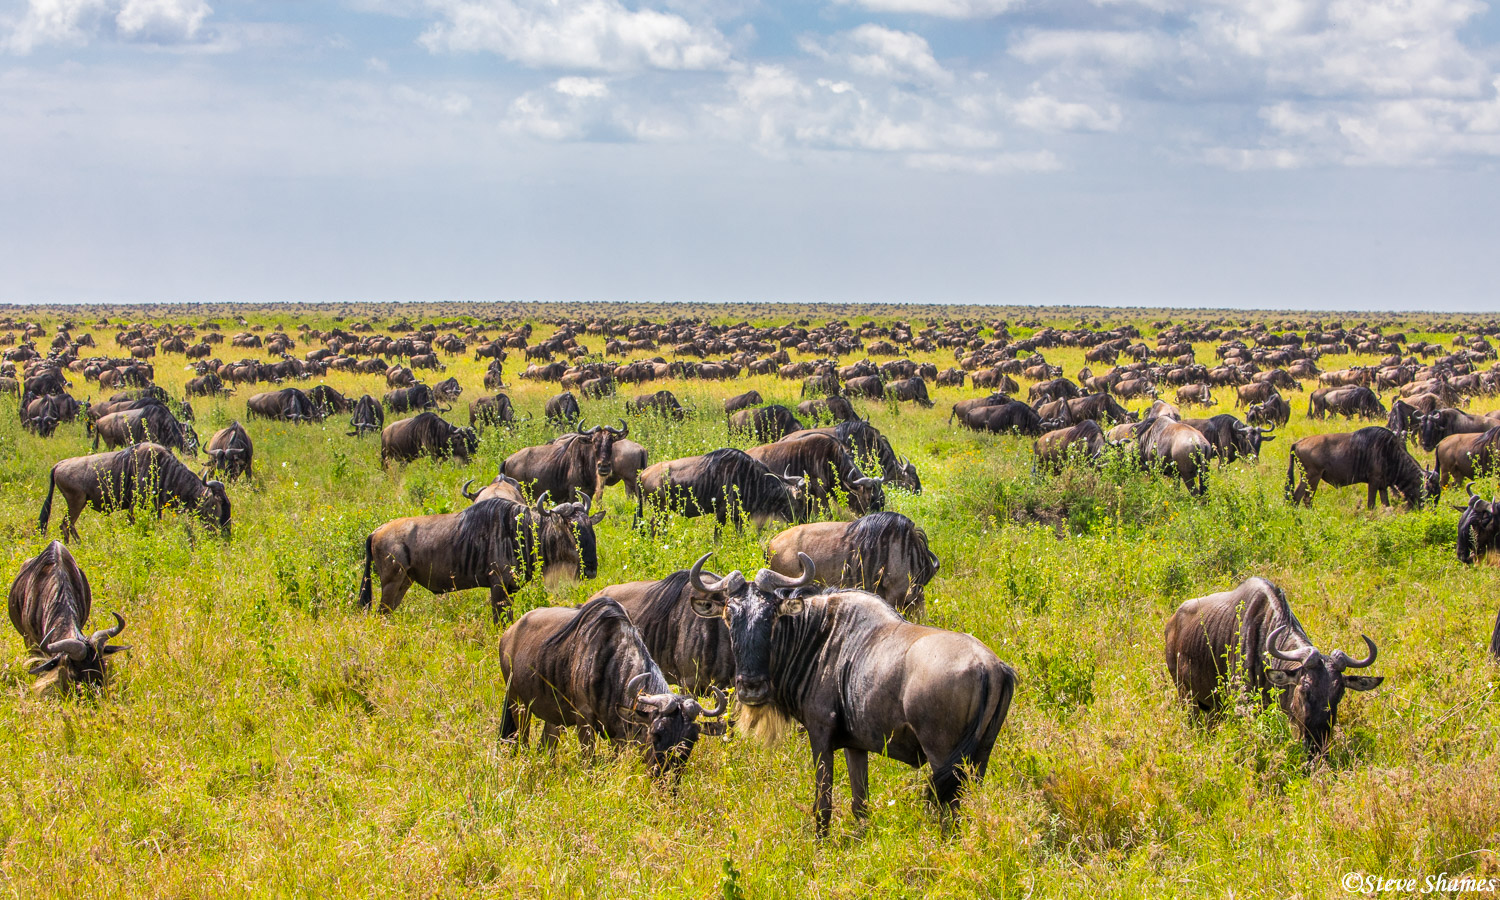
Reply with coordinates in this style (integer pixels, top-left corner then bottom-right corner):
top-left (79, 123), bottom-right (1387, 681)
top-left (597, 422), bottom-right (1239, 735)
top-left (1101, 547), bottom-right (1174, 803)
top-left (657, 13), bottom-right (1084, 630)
top-left (453, 498), bottom-right (532, 582)
top-left (842, 512), bottom-right (936, 610)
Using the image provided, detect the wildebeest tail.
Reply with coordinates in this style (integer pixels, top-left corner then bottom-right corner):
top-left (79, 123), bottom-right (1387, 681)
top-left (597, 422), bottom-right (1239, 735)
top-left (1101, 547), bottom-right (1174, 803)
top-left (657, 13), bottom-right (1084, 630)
top-left (500, 690), bottom-right (521, 743)
top-left (358, 534), bottom-right (374, 608)
top-left (1490, 608), bottom-right (1500, 661)
top-left (930, 663), bottom-right (1014, 805)
top-left (39, 467), bottom-right (56, 533)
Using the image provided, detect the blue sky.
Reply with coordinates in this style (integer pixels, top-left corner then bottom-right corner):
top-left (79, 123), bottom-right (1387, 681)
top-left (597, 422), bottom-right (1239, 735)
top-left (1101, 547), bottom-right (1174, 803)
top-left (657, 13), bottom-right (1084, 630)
top-left (2, 0), bottom-right (1499, 309)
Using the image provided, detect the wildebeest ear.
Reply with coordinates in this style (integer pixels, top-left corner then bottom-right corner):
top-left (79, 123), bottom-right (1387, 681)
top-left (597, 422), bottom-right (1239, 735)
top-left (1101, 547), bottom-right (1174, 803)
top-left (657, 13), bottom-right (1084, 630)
top-left (587, 510), bottom-right (606, 525)
top-left (1260, 435), bottom-right (1276, 442)
top-left (1265, 667), bottom-right (1298, 688)
top-left (28, 654), bottom-right (63, 675)
top-left (689, 592), bottom-right (725, 618)
top-left (776, 592), bottom-right (805, 617)
top-left (102, 644), bottom-right (130, 655)
top-left (699, 719), bottom-right (729, 736)
top-left (1344, 675), bottom-right (1383, 692)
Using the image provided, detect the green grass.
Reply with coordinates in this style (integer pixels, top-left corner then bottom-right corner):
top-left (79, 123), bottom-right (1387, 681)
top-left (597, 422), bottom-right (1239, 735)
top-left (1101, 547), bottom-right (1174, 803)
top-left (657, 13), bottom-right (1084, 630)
top-left (1, 304), bottom-right (1498, 898)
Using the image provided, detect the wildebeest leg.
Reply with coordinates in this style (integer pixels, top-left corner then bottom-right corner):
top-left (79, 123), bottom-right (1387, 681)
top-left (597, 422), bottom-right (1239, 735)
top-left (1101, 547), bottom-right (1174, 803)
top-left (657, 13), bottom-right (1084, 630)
top-left (63, 494), bottom-right (87, 543)
top-left (489, 585), bottom-right (512, 624)
top-left (577, 726), bottom-right (597, 764)
top-left (379, 571), bottom-right (412, 614)
top-left (845, 749), bottom-right (869, 821)
top-left (810, 737), bottom-right (836, 836)
top-left (1365, 484), bottom-right (1378, 509)
top-left (1379, 486), bottom-right (1391, 507)
top-left (539, 723), bottom-right (560, 753)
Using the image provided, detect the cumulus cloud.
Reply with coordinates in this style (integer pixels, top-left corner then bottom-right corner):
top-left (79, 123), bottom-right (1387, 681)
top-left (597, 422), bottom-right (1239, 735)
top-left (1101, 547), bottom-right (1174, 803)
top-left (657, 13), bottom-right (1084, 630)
top-left (801, 25), bottom-right (951, 85)
top-left (4, 0), bottom-right (211, 52)
top-left (831, 0), bottom-right (1020, 18)
top-left (1008, 93), bottom-right (1122, 132)
top-left (418, 0), bottom-right (733, 71)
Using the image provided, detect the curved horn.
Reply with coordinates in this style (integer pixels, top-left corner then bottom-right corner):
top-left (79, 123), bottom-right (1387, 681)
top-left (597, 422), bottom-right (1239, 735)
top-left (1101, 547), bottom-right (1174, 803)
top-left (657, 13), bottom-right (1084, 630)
top-left (608, 418), bottom-right (628, 437)
top-left (576, 419), bottom-right (587, 434)
top-left (89, 611), bottom-right (125, 645)
top-left (1266, 624), bottom-right (1313, 664)
top-left (575, 488), bottom-right (591, 515)
top-left (755, 551), bottom-right (816, 592)
top-left (1336, 635), bottom-right (1378, 670)
top-left (534, 491), bottom-right (550, 514)
top-left (45, 637), bottom-right (89, 662)
top-left (699, 685), bottom-right (728, 718)
top-left (688, 552), bottom-right (740, 595)
top-left (625, 672), bottom-right (653, 700)
top-left (461, 479), bottom-right (480, 501)
top-left (1467, 481), bottom-right (1479, 499)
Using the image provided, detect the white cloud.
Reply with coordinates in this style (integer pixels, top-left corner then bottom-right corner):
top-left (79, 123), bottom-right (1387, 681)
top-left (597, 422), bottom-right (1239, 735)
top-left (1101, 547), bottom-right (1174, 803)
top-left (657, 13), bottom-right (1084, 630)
top-left (832, 0), bottom-right (1020, 18)
top-left (801, 24), bottom-right (951, 85)
top-left (418, 0), bottom-right (733, 71)
top-left (1009, 93), bottom-right (1122, 132)
top-left (1010, 29), bottom-right (1172, 70)
top-left (4, 0), bottom-right (211, 52)
top-left (554, 75), bottom-right (609, 98)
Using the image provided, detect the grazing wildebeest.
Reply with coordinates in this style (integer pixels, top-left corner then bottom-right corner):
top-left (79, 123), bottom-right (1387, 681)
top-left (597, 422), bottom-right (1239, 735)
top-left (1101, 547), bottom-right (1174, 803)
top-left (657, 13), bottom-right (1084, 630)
top-left (1235, 382), bottom-right (1280, 407)
top-left (545, 391), bottom-right (582, 425)
top-left (728, 405), bottom-right (804, 443)
top-left (379, 412), bottom-right (479, 466)
top-left (599, 438), bottom-right (649, 498)
top-left (499, 597), bottom-right (727, 776)
top-left (636, 448), bottom-right (800, 532)
top-left (1434, 426), bottom-right (1500, 486)
top-left (1418, 408), bottom-right (1500, 452)
top-left (1456, 483), bottom-right (1500, 565)
top-left (185, 372), bottom-right (230, 397)
top-left (1286, 426), bottom-right (1438, 509)
top-left (8, 541), bottom-right (128, 691)
top-left (627, 390), bottom-right (687, 419)
top-left (92, 406), bottom-right (199, 456)
top-left (360, 495), bottom-right (603, 622)
top-left (884, 377), bottom-right (933, 407)
top-left (1165, 577), bottom-right (1382, 756)
top-left (588, 567), bottom-right (739, 693)
top-left (433, 377), bottom-right (463, 403)
top-left (763, 512), bottom-right (938, 618)
top-left (1136, 415), bottom-right (1213, 494)
top-left (248, 388), bottom-right (323, 423)
top-left (347, 394), bottom-right (384, 436)
top-left (843, 375), bottom-right (884, 400)
top-left (948, 393), bottom-right (1010, 425)
top-left (1182, 414), bottom-right (1274, 463)
top-left (39, 443), bottom-right (231, 542)
top-left (503, 422), bottom-right (629, 504)
top-left (959, 400), bottom-right (1045, 436)
top-left (724, 390), bottom-right (763, 413)
top-left (746, 433), bottom-right (885, 517)
top-left (1247, 395), bottom-right (1292, 429)
top-left (1033, 420), bottom-right (1107, 472)
top-left (1175, 383), bottom-right (1215, 407)
top-left (384, 384), bottom-right (443, 414)
top-left (687, 553), bottom-right (1014, 834)
top-left (1308, 386), bottom-right (1384, 420)
top-left (307, 384), bottom-right (350, 416)
top-left (469, 393), bottom-right (515, 431)
top-left (202, 421), bottom-right (253, 481)
top-left (1028, 377), bottom-right (1079, 406)
top-left (797, 396), bottom-right (858, 423)
top-left (783, 420), bottom-right (921, 494)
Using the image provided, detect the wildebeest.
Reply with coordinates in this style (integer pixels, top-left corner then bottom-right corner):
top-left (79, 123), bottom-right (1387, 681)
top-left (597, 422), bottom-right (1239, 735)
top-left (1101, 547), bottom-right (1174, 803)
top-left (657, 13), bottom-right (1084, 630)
top-left (884, 377), bottom-right (933, 407)
top-left (1165, 577), bottom-right (1382, 756)
top-left (248, 388), bottom-right (323, 423)
top-left (1417, 408), bottom-right (1500, 452)
top-left (8, 541), bottom-right (128, 691)
top-left (499, 596), bottom-right (727, 776)
top-left (687, 553), bottom-right (1014, 834)
top-left (1286, 426), bottom-right (1438, 509)
top-left (763, 512), bottom-right (938, 618)
top-left (1175, 383), bottom-right (1215, 407)
top-left (1182, 414), bottom-right (1274, 463)
top-left (1137, 415), bottom-right (1213, 494)
top-left (503, 422), bottom-right (629, 504)
top-left (384, 384), bottom-right (443, 414)
top-left (637, 448), bottom-right (800, 532)
top-left (724, 390), bottom-right (763, 413)
top-left (379, 412), bottom-right (480, 466)
top-left (797, 396), bottom-right (858, 423)
top-left (92, 405), bottom-right (199, 456)
top-left (433, 377), bottom-right (463, 402)
top-left (1033, 420), bottom-right (1107, 472)
top-left (958, 400), bottom-right (1045, 436)
top-left (627, 390), bottom-right (687, 419)
top-left (1308, 386), bottom-right (1385, 420)
top-left (728, 405), bottom-right (804, 443)
top-left (1028, 377), bottom-right (1079, 406)
top-left (746, 433), bottom-right (885, 517)
top-left (202, 421), bottom-right (253, 481)
top-left (460, 469), bottom-right (529, 505)
top-left (347, 394), bottom-right (384, 436)
top-left (545, 391), bottom-right (581, 424)
top-left (469, 393), bottom-right (515, 431)
top-left (948, 393), bottom-right (1010, 425)
top-left (1434, 426), bottom-right (1500, 486)
top-left (185, 372), bottom-right (230, 397)
top-left (360, 495), bottom-right (603, 621)
top-left (600, 438), bottom-right (650, 498)
top-left (40, 443), bottom-right (231, 542)
top-left (1456, 483), bottom-right (1500, 565)
top-left (308, 384), bottom-right (350, 415)
top-left (783, 420), bottom-right (921, 494)
top-left (1235, 382), bottom-right (1280, 407)
top-left (1247, 395), bottom-right (1292, 429)
top-left (588, 567), bottom-right (738, 693)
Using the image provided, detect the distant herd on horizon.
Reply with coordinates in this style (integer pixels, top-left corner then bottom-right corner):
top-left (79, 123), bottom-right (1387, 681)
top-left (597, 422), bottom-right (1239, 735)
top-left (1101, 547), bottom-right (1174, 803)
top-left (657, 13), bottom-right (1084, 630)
top-left (6, 310), bottom-right (1500, 834)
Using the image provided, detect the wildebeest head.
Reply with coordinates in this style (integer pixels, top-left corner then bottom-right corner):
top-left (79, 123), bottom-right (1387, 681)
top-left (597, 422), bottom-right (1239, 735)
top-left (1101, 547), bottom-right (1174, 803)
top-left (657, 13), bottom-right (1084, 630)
top-left (205, 447), bottom-right (248, 478)
top-left (1457, 483), bottom-right (1500, 564)
top-left (579, 419), bottom-right (628, 482)
top-left (535, 490), bottom-right (606, 581)
top-left (199, 475), bottom-right (232, 539)
top-left (452, 426), bottom-right (480, 457)
top-left (1231, 421), bottom-right (1275, 459)
top-left (30, 611), bottom-right (129, 689)
top-left (27, 414), bottom-right (60, 437)
top-left (1417, 412), bottom-right (1444, 452)
top-left (1265, 625), bottom-right (1382, 755)
top-left (620, 672), bottom-right (728, 776)
top-left (689, 551), bottom-right (816, 707)
top-left (847, 474), bottom-right (886, 515)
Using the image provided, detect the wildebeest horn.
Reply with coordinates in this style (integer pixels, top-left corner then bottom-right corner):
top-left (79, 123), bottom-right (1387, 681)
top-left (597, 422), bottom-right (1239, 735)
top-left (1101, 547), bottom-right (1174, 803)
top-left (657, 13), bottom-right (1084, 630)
top-left (625, 672), bottom-right (653, 701)
top-left (461, 479), bottom-right (480, 501)
top-left (1467, 481), bottom-right (1479, 499)
top-left (45, 637), bottom-right (89, 662)
top-left (89, 611), bottom-right (126, 645)
top-left (688, 552), bottom-right (744, 595)
top-left (1266, 625), bottom-right (1313, 664)
top-left (755, 552), bottom-right (815, 593)
top-left (575, 488), bottom-right (591, 515)
top-left (534, 491), bottom-right (551, 514)
top-left (576, 420), bottom-right (587, 434)
top-left (698, 685), bottom-right (728, 718)
top-left (1333, 635), bottom-right (1377, 670)
top-left (607, 418), bottom-right (628, 437)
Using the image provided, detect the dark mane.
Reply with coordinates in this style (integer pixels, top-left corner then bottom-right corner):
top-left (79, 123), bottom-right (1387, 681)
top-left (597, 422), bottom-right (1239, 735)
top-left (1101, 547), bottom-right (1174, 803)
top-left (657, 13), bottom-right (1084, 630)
top-left (454, 498), bottom-right (529, 578)
top-left (844, 512), bottom-right (936, 605)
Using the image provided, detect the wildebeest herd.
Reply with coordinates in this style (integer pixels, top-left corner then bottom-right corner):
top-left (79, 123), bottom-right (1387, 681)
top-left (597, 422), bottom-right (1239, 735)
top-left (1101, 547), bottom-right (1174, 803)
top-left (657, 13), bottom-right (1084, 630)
top-left (6, 308), bottom-right (1500, 844)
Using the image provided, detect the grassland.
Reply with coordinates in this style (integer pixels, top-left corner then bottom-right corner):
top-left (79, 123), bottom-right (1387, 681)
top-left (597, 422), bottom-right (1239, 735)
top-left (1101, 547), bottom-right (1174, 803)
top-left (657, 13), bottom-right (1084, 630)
top-left (1, 304), bottom-right (1497, 899)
